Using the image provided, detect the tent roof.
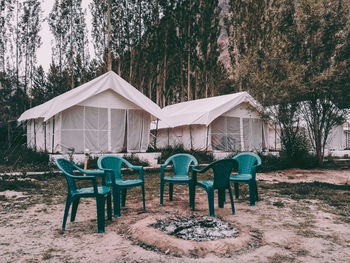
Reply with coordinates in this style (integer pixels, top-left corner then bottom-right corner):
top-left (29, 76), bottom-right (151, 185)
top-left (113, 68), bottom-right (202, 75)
top-left (18, 71), bottom-right (164, 122)
top-left (153, 91), bottom-right (262, 129)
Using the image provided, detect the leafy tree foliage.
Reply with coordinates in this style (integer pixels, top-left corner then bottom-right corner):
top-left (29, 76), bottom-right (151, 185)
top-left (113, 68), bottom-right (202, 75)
top-left (225, 0), bottom-right (349, 163)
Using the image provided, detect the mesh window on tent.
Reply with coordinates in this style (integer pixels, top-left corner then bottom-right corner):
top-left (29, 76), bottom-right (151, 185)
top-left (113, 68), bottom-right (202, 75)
top-left (211, 116), bottom-right (241, 151)
top-left (111, 109), bottom-right (126, 152)
top-left (85, 107), bottom-right (108, 152)
top-left (127, 110), bottom-right (150, 152)
top-left (243, 118), bottom-right (263, 151)
top-left (61, 106), bottom-right (84, 152)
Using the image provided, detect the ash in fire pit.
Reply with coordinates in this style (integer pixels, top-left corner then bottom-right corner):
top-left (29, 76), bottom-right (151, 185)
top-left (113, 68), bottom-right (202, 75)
top-left (152, 216), bottom-right (239, 242)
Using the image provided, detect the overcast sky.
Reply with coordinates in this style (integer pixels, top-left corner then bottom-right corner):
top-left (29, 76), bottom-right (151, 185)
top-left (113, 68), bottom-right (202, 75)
top-left (37, 0), bottom-right (93, 72)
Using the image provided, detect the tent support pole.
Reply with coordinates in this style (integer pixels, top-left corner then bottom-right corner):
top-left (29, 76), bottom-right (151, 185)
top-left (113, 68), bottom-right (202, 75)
top-left (205, 125), bottom-right (209, 151)
top-left (240, 118), bottom-right (244, 151)
top-left (52, 117), bottom-right (55, 153)
top-left (140, 111), bottom-right (144, 151)
top-left (44, 121), bottom-right (46, 152)
top-left (154, 119), bottom-right (159, 149)
top-left (167, 127), bottom-right (170, 147)
top-left (189, 125), bottom-right (193, 150)
top-left (274, 122), bottom-right (277, 151)
top-left (34, 120), bottom-right (36, 152)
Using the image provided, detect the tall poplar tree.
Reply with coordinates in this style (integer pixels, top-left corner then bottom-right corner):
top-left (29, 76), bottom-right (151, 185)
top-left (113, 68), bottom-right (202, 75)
top-left (20, 0), bottom-right (42, 95)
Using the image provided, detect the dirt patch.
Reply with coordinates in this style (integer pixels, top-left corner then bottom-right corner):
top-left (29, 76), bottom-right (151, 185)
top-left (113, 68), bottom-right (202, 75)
top-left (0, 168), bottom-right (350, 262)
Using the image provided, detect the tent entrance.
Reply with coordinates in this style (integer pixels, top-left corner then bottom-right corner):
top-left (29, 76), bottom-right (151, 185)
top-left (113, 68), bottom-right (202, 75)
top-left (58, 106), bottom-right (150, 153)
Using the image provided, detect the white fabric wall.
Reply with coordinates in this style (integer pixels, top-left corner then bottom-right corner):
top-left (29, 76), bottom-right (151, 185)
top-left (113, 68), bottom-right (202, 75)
top-left (26, 115), bottom-right (61, 153)
top-left (223, 102), bottom-right (260, 118)
top-left (269, 123), bottom-right (348, 152)
top-left (153, 102), bottom-right (268, 152)
top-left (57, 105), bottom-right (150, 153)
top-left (268, 125), bottom-right (281, 151)
top-left (154, 125), bottom-right (208, 150)
top-left (111, 109), bottom-right (126, 152)
top-left (243, 118), bottom-right (265, 151)
top-left (210, 116), bottom-right (241, 151)
top-left (35, 119), bottom-right (45, 151)
top-left (61, 105), bottom-right (85, 152)
top-left (127, 110), bottom-right (151, 152)
top-left (45, 115), bottom-right (61, 153)
top-left (326, 125), bottom-right (346, 151)
top-left (26, 119), bottom-right (34, 149)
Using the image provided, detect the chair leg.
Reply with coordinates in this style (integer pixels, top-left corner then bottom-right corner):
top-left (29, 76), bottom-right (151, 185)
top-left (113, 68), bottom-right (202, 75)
top-left (218, 189), bottom-right (225, 208)
top-left (169, 183), bottom-right (174, 201)
top-left (234, 182), bottom-right (239, 199)
top-left (192, 184), bottom-right (196, 211)
top-left (228, 186), bottom-right (235, 215)
top-left (188, 182), bottom-right (194, 208)
top-left (96, 195), bottom-right (106, 233)
top-left (249, 182), bottom-right (255, 206)
top-left (70, 198), bottom-right (80, 222)
top-left (107, 194), bottom-right (112, 221)
top-left (113, 188), bottom-right (121, 217)
top-left (207, 188), bottom-right (215, 217)
top-left (141, 183), bottom-right (146, 212)
top-left (160, 180), bottom-right (164, 206)
top-left (62, 195), bottom-right (72, 231)
top-left (121, 189), bottom-right (127, 207)
top-left (254, 180), bottom-right (259, 201)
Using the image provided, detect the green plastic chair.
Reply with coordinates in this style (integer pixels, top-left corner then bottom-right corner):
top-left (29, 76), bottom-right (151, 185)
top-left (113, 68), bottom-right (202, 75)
top-left (55, 158), bottom-right (112, 233)
top-left (192, 159), bottom-right (238, 217)
top-left (97, 155), bottom-right (145, 217)
top-left (160, 153), bottom-right (198, 207)
top-left (230, 152), bottom-right (262, 206)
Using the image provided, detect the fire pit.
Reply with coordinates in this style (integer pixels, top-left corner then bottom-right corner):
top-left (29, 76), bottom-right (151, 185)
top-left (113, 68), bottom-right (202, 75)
top-left (128, 215), bottom-right (253, 257)
top-left (152, 216), bottom-right (239, 241)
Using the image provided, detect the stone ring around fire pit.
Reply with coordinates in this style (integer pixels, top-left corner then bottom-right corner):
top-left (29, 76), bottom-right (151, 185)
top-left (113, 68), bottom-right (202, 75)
top-left (128, 215), bottom-right (253, 257)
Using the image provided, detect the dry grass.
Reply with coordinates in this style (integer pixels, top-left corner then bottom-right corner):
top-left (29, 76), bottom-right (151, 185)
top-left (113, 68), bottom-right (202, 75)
top-left (1, 169), bottom-right (350, 262)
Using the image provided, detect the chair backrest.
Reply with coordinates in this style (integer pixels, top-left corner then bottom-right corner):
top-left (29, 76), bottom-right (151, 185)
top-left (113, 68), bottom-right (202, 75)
top-left (55, 158), bottom-right (77, 193)
top-left (97, 155), bottom-right (125, 182)
top-left (166, 153), bottom-right (198, 176)
top-left (233, 152), bottom-right (261, 176)
top-left (211, 159), bottom-right (238, 189)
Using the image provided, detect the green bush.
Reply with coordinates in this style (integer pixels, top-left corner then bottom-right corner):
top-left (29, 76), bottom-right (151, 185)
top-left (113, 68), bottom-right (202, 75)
top-left (257, 150), bottom-right (319, 172)
top-left (85, 154), bottom-right (150, 169)
top-left (157, 144), bottom-right (214, 164)
top-left (122, 154), bottom-right (150, 167)
top-left (0, 145), bottom-right (50, 170)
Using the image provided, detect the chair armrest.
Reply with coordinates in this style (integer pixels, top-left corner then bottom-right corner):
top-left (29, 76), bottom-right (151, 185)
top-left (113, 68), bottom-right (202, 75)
top-left (72, 175), bottom-right (98, 194)
top-left (191, 165), bottom-right (211, 184)
top-left (160, 164), bottom-right (168, 179)
top-left (255, 156), bottom-right (262, 167)
top-left (131, 165), bottom-right (144, 181)
top-left (192, 165), bottom-right (211, 174)
top-left (74, 164), bottom-right (107, 185)
top-left (97, 168), bottom-right (114, 185)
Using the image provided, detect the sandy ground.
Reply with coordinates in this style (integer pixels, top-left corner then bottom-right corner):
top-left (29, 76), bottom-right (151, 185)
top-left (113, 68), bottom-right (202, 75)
top-left (0, 168), bottom-right (350, 263)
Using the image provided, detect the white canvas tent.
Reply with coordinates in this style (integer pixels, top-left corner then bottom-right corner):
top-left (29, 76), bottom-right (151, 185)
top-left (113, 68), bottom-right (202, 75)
top-left (152, 92), bottom-right (269, 152)
top-left (18, 71), bottom-right (164, 153)
top-left (266, 104), bottom-right (350, 152)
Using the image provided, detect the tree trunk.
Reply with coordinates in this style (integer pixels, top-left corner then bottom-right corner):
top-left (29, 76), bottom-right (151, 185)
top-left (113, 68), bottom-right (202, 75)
top-left (187, 50), bottom-right (191, 101)
top-left (187, 2), bottom-right (191, 101)
top-left (162, 32), bottom-right (167, 107)
top-left (107, 0), bottom-right (112, 71)
top-left (180, 56), bottom-right (184, 102)
top-left (129, 49), bottom-right (133, 83)
top-left (205, 72), bottom-right (208, 98)
top-left (195, 69), bottom-right (198, 100)
top-left (156, 64), bottom-right (160, 105)
top-left (148, 78), bottom-right (152, 100)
